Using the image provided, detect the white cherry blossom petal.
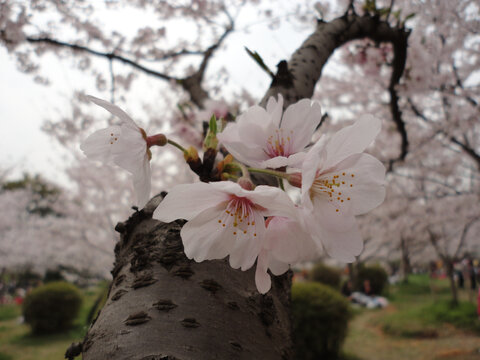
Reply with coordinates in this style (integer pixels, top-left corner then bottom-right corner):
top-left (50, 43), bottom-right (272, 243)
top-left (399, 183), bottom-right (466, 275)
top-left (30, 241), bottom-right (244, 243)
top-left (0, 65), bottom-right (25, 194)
top-left (301, 206), bottom-right (361, 262)
top-left (266, 94), bottom-right (283, 127)
top-left (281, 100), bottom-right (321, 151)
top-left (323, 115), bottom-right (381, 170)
top-left (216, 138), bottom-right (266, 167)
top-left (228, 210), bottom-right (266, 270)
top-left (153, 182), bottom-right (229, 222)
top-left (297, 116), bottom-right (385, 263)
top-left (132, 154), bottom-right (151, 208)
top-left (312, 198), bottom-right (357, 233)
top-left (181, 205), bottom-right (235, 262)
top-left (80, 126), bottom-right (121, 163)
top-left (87, 95), bottom-right (139, 131)
top-left (261, 151), bottom-right (307, 169)
top-left (268, 257), bottom-right (290, 276)
top-left (112, 126), bottom-right (148, 174)
top-left (300, 140), bottom-right (325, 209)
top-left (255, 250), bottom-right (272, 294)
top-left (247, 185), bottom-right (297, 219)
top-left (154, 181), bottom-right (294, 276)
top-left (218, 96), bottom-right (322, 169)
top-left (265, 216), bottom-right (318, 264)
top-left (81, 96), bottom-right (153, 208)
top-left (326, 153), bottom-right (386, 215)
top-left (319, 223), bottom-right (363, 263)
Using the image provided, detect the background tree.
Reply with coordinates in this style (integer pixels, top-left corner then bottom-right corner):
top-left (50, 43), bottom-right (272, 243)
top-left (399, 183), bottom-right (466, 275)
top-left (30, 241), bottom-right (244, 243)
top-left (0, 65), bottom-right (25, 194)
top-left (1, 0), bottom-right (479, 358)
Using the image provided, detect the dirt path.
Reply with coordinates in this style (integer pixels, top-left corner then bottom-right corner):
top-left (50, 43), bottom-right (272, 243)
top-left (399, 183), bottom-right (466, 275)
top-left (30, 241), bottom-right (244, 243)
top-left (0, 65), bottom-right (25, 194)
top-left (343, 307), bottom-right (480, 360)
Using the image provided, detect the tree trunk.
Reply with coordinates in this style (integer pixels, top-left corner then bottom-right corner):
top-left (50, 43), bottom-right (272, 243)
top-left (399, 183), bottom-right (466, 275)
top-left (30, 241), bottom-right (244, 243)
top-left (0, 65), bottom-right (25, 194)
top-left (81, 196), bottom-right (293, 360)
top-left (400, 236), bottom-right (412, 283)
top-left (445, 260), bottom-right (458, 307)
top-left (348, 262), bottom-right (356, 285)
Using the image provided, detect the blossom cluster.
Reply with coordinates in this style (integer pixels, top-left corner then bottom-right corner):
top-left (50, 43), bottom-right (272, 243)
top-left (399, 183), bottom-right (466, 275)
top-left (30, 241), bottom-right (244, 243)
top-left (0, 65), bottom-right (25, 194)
top-left (81, 95), bottom-right (385, 294)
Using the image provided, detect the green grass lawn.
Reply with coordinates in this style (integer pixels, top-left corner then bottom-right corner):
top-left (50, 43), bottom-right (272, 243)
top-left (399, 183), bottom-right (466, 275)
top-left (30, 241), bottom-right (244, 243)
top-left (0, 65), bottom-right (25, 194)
top-left (0, 282), bottom-right (108, 360)
top-left (375, 274), bottom-right (480, 336)
top-left (343, 274), bottom-right (480, 360)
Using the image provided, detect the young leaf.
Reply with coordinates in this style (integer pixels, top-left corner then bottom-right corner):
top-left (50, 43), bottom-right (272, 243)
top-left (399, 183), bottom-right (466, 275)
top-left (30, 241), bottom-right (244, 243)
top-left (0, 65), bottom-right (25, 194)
top-left (245, 47), bottom-right (275, 79)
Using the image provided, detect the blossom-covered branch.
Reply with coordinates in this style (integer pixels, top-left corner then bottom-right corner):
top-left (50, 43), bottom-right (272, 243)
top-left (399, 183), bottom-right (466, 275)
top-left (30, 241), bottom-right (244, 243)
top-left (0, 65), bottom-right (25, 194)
top-left (262, 12), bottom-right (410, 168)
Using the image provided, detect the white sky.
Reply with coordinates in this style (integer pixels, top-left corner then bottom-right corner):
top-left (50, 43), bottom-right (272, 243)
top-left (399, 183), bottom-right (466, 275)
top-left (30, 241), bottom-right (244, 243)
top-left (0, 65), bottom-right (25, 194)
top-left (0, 49), bottom-right (75, 182)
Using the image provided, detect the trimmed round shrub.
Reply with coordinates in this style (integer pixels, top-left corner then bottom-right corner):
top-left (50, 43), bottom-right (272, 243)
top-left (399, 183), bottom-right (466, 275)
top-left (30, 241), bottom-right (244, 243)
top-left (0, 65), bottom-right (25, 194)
top-left (356, 265), bottom-right (388, 295)
top-left (292, 282), bottom-right (351, 360)
top-left (23, 281), bottom-right (82, 334)
top-left (309, 263), bottom-right (342, 289)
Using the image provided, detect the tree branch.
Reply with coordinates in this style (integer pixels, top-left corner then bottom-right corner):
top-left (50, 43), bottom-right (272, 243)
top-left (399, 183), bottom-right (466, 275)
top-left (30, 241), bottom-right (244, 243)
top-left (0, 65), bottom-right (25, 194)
top-left (261, 13), bottom-right (410, 169)
top-left (450, 136), bottom-right (480, 169)
top-left (408, 97), bottom-right (480, 169)
top-left (14, 20), bottom-right (235, 108)
top-left (180, 21), bottom-right (234, 107)
top-left (453, 218), bottom-right (477, 259)
top-left (24, 36), bottom-right (173, 81)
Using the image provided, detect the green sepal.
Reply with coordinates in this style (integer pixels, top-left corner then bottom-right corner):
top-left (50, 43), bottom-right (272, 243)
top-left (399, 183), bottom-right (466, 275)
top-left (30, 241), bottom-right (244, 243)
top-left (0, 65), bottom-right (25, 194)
top-left (203, 114), bottom-right (218, 151)
top-left (209, 114), bottom-right (217, 135)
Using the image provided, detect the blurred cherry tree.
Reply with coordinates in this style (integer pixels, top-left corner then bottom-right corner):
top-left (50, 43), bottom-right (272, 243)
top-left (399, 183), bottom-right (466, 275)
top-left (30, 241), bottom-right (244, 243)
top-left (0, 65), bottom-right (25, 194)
top-left (1, 0), bottom-right (479, 358)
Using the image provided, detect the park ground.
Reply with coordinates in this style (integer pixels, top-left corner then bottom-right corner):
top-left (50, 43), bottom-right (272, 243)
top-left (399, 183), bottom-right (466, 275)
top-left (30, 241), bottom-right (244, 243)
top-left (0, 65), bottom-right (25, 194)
top-left (0, 275), bottom-right (479, 360)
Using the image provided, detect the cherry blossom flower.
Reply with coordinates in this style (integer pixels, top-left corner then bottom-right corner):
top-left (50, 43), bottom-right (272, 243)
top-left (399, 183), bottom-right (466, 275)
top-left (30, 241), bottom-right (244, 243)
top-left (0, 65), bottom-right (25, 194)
top-left (217, 95), bottom-right (322, 169)
top-left (80, 96), bottom-right (165, 208)
top-left (152, 181), bottom-right (297, 272)
top-left (255, 215), bottom-right (319, 294)
top-left (289, 115), bottom-right (386, 262)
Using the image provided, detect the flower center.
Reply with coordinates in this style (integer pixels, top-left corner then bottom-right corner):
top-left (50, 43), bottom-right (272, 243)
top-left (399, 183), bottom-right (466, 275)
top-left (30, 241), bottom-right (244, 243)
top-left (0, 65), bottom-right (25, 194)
top-left (265, 128), bottom-right (294, 158)
top-left (311, 171), bottom-right (354, 213)
top-left (109, 132), bottom-right (119, 145)
top-left (218, 195), bottom-right (258, 237)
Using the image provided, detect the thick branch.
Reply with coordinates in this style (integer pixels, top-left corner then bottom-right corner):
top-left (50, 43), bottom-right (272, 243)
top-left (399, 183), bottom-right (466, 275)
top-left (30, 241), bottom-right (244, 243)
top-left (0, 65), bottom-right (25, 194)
top-left (261, 14), bottom-right (410, 167)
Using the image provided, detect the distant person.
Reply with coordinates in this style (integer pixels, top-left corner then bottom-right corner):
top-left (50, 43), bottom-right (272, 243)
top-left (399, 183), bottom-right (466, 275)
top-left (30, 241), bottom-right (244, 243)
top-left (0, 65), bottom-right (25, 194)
top-left (361, 279), bottom-right (372, 295)
top-left (341, 280), bottom-right (354, 299)
top-left (350, 280), bottom-right (388, 309)
top-left (429, 261), bottom-right (437, 278)
top-left (454, 262), bottom-right (464, 289)
top-left (467, 259), bottom-right (477, 290)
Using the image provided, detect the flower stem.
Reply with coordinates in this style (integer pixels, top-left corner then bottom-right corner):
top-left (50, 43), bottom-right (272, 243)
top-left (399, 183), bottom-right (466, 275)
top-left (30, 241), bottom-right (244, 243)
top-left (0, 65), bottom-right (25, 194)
top-left (222, 173), bottom-right (239, 181)
top-left (247, 167), bottom-right (289, 179)
top-left (233, 162), bottom-right (250, 179)
top-left (167, 139), bottom-right (187, 153)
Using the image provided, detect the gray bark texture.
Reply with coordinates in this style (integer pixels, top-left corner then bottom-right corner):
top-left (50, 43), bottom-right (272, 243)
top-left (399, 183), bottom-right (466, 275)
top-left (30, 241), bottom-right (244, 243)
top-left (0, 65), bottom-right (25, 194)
top-left (79, 11), bottom-right (410, 360)
top-left (82, 196), bottom-right (293, 360)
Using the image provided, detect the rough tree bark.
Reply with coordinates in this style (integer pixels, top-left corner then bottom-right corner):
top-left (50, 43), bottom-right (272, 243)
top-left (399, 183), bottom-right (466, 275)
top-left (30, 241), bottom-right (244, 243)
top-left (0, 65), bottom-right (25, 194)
top-left (78, 10), bottom-right (410, 360)
top-left (81, 196), bottom-right (293, 360)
